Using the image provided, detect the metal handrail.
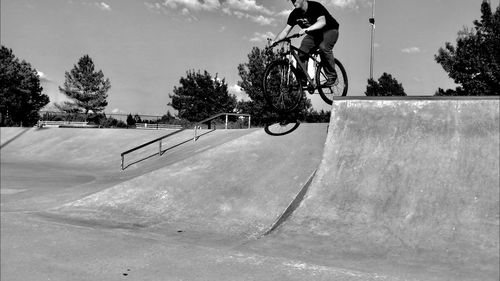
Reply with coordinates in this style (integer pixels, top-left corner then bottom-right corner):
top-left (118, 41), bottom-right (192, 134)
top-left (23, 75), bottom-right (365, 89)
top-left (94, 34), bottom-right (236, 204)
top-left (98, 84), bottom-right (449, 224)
top-left (120, 113), bottom-right (251, 170)
top-left (193, 113), bottom-right (251, 140)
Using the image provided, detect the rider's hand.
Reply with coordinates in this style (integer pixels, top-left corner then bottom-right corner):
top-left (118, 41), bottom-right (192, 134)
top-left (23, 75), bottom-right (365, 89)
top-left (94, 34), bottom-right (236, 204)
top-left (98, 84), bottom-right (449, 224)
top-left (299, 28), bottom-right (309, 36)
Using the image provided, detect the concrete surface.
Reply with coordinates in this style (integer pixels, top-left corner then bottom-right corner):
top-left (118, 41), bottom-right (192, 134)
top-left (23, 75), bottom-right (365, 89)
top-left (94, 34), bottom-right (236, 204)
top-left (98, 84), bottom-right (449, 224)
top-left (44, 124), bottom-right (327, 244)
top-left (1, 97), bottom-right (499, 281)
top-left (243, 98), bottom-right (499, 281)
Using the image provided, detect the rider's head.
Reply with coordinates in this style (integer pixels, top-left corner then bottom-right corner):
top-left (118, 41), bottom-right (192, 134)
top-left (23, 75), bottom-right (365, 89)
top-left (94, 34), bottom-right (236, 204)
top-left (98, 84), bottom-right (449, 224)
top-left (291, 0), bottom-right (306, 9)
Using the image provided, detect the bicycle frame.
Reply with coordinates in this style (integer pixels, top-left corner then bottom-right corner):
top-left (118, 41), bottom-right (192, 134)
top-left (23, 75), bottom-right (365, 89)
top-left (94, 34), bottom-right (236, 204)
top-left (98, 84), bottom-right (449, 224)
top-left (274, 34), bottom-right (322, 90)
top-left (290, 46), bottom-right (321, 88)
top-left (265, 33), bottom-right (348, 107)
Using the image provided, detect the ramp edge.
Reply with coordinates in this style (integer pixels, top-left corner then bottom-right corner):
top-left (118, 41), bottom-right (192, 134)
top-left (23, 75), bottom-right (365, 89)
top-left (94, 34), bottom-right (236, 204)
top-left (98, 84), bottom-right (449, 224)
top-left (262, 169), bottom-right (318, 236)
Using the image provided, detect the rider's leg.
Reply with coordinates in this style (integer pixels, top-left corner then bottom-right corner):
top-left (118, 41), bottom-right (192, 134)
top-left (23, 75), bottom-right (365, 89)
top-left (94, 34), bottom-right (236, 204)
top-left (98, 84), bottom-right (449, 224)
top-left (318, 29), bottom-right (339, 84)
top-left (298, 35), bottom-right (316, 82)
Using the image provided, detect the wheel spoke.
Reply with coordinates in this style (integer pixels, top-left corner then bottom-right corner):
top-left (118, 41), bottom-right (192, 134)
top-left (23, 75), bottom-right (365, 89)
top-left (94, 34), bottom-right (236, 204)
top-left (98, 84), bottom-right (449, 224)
top-left (316, 59), bottom-right (348, 105)
top-left (263, 60), bottom-right (304, 113)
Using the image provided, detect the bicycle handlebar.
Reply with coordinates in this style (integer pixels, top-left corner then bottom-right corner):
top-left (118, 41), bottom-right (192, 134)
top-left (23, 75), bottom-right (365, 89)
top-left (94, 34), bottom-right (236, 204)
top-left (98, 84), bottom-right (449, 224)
top-left (270, 33), bottom-right (303, 47)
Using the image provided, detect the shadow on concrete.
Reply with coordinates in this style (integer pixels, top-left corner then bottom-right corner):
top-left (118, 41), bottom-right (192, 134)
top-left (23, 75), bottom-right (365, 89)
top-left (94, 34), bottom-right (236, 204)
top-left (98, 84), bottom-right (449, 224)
top-left (0, 128), bottom-right (34, 149)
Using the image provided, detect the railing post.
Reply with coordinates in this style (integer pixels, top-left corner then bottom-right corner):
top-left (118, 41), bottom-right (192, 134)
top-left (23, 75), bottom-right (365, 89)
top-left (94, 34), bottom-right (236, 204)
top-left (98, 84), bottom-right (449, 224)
top-left (248, 116), bottom-right (251, 129)
top-left (225, 114), bottom-right (228, 130)
top-left (159, 139), bottom-right (162, 155)
top-left (121, 155), bottom-right (124, 170)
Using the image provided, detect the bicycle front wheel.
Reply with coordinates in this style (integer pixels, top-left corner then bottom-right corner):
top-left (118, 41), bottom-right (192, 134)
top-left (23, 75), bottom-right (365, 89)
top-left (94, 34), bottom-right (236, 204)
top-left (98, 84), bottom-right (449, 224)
top-left (316, 58), bottom-right (348, 105)
top-left (264, 119), bottom-right (300, 136)
top-left (263, 60), bottom-right (304, 113)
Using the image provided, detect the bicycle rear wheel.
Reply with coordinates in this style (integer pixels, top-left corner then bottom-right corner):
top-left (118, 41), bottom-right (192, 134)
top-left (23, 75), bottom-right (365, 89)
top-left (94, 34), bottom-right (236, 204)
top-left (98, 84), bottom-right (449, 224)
top-left (316, 58), bottom-right (348, 105)
top-left (264, 119), bottom-right (300, 136)
top-left (263, 60), bottom-right (304, 113)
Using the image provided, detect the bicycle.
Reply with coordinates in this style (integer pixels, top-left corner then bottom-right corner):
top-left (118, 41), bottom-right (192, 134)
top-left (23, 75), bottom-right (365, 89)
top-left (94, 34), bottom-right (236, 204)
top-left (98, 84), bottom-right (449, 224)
top-left (262, 33), bottom-right (348, 136)
top-left (263, 33), bottom-right (348, 112)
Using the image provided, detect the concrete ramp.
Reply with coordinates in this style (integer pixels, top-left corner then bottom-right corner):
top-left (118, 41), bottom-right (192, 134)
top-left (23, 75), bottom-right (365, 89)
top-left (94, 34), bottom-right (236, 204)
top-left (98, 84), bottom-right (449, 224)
top-left (49, 124), bottom-right (328, 243)
top-left (1, 127), bottom-right (186, 168)
top-left (1, 127), bottom-right (258, 212)
top-left (248, 98), bottom-right (499, 280)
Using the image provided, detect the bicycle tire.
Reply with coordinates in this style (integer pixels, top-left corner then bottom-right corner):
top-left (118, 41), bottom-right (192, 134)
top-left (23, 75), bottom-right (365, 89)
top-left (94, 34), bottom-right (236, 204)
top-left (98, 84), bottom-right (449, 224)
top-left (264, 120), bottom-right (300, 136)
top-left (263, 60), bottom-right (304, 113)
top-left (316, 58), bottom-right (348, 105)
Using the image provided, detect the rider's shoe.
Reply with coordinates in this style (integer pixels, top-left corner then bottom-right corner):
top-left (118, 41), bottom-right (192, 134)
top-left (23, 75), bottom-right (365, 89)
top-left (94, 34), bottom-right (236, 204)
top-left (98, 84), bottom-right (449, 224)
top-left (323, 77), bottom-right (337, 87)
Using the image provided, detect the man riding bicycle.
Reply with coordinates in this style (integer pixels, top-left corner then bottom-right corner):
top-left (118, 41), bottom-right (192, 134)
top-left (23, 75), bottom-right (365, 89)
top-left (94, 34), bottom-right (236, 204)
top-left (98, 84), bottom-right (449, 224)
top-left (271, 0), bottom-right (340, 87)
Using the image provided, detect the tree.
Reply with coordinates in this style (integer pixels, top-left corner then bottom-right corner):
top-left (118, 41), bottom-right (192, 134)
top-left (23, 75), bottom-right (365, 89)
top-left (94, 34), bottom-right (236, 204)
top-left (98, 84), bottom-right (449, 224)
top-left (365, 72), bottom-right (407, 96)
top-left (236, 46), bottom-right (311, 125)
top-left (434, 87), bottom-right (466, 96)
top-left (304, 109), bottom-right (331, 123)
top-left (435, 1), bottom-right (499, 96)
top-left (58, 55), bottom-right (111, 117)
top-left (0, 46), bottom-right (49, 126)
top-left (169, 70), bottom-right (236, 122)
top-left (126, 113), bottom-right (136, 127)
top-left (133, 114), bottom-right (142, 124)
top-left (160, 111), bottom-right (175, 123)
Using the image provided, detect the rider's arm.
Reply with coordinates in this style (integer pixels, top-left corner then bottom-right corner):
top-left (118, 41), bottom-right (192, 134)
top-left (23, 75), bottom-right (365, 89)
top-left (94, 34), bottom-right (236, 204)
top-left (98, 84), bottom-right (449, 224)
top-left (271, 25), bottom-right (293, 46)
top-left (300, 16), bottom-right (326, 35)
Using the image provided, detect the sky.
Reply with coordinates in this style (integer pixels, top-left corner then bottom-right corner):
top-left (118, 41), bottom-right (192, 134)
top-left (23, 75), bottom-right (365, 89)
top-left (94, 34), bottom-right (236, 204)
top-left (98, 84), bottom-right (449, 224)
top-left (1, 0), bottom-right (490, 116)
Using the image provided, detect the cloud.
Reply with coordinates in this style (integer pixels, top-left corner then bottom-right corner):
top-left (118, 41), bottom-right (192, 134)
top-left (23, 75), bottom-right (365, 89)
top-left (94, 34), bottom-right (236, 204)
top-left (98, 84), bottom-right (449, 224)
top-left (319, 0), bottom-right (369, 10)
top-left (276, 9), bottom-right (292, 18)
top-left (224, 0), bottom-right (273, 15)
top-left (229, 84), bottom-right (250, 101)
top-left (145, 0), bottom-right (366, 28)
top-left (145, 0), bottom-right (276, 25)
top-left (249, 31), bottom-right (275, 42)
top-left (96, 2), bottom-right (111, 11)
top-left (112, 108), bottom-right (126, 114)
top-left (144, 2), bottom-right (163, 13)
top-left (251, 14), bottom-right (275, 26)
top-left (161, 0), bottom-right (220, 12)
top-left (402, 47), bottom-right (421, 54)
top-left (36, 70), bottom-right (51, 82)
top-left (80, 2), bottom-right (112, 11)
top-left (233, 11), bottom-right (275, 26)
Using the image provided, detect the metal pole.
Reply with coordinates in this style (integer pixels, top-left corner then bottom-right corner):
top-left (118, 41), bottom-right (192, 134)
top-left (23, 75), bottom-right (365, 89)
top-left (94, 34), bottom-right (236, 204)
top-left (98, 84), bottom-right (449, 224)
top-left (225, 114), bottom-right (228, 130)
top-left (369, 0), bottom-right (376, 80)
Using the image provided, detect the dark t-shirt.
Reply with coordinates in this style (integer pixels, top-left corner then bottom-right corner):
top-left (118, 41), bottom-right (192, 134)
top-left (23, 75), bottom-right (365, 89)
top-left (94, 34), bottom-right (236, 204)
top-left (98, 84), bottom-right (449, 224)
top-left (287, 1), bottom-right (339, 32)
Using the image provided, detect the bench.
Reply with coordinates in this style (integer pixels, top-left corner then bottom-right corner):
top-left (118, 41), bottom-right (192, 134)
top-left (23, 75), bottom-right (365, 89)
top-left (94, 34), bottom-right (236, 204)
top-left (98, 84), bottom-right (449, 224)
top-left (37, 120), bottom-right (89, 128)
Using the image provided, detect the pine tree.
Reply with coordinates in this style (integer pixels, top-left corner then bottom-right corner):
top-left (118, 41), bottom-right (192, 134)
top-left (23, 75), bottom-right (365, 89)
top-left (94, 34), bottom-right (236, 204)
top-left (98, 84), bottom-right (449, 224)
top-left (0, 46), bottom-right (49, 126)
top-left (126, 114), bottom-right (135, 127)
top-left (58, 55), bottom-right (111, 116)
